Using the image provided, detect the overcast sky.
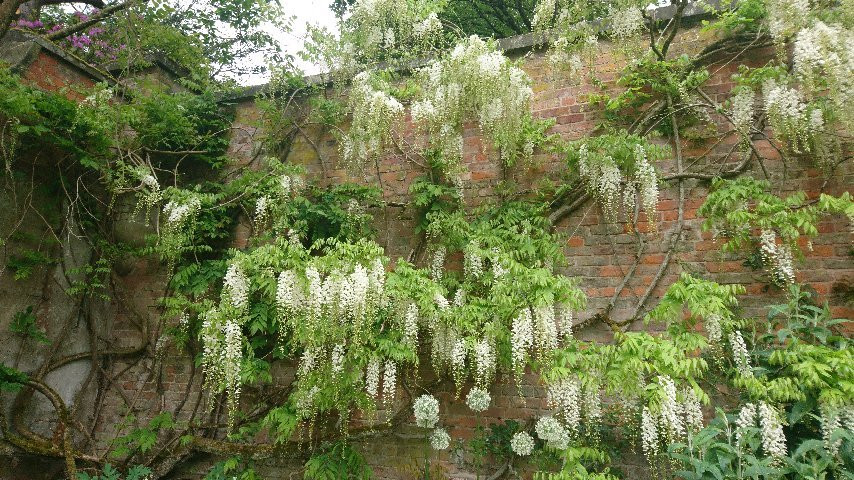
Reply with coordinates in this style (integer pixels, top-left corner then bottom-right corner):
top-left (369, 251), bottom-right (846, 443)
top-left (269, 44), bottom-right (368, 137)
top-left (241, 0), bottom-right (339, 85)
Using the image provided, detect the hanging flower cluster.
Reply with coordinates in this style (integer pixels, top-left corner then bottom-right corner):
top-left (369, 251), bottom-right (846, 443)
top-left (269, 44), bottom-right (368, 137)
top-left (607, 5), bottom-right (645, 39)
top-left (766, 0), bottom-right (808, 41)
top-left (271, 244), bottom-right (410, 419)
top-left (199, 309), bottom-right (245, 429)
top-left (341, 72), bottom-right (404, 171)
top-left (576, 140), bottom-right (661, 222)
top-left (531, 0), bottom-right (598, 75)
top-left (134, 168), bottom-right (162, 221)
top-left (735, 402), bottom-right (788, 462)
top-left (729, 88), bottom-right (756, 135)
top-left (345, 0), bottom-right (443, 63)
top-left (819, 403), bottom-right (854, 457)
top-left (792, 21), bottom-right (854, 129)
top-left (412, 35), bottom-right (535, 169)
top-left (762, 79), bottom-right (824, 154)
top-left (729, 330), bottom-right (753, 377)
top-left (639, 376), bottom-right (705, 461)
top-left (546, 377), bottom-right (582, 436)
top-left (758, 229), bottom-right (796, 286)
top-left (159, 195), bottom-right (201, 264)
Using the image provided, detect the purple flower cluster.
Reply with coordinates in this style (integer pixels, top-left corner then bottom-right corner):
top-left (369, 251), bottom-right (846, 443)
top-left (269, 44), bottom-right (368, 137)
top-left (11, 9), bottom-right (124, 62)
top-left (13, 19), bottom-right (44, 30)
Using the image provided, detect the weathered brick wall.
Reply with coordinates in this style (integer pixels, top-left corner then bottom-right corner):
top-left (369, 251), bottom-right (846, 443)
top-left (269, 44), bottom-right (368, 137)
top-left (209, 33), bottom-right (852, 478)
top-left (1, 27), bottom-right (851, 480)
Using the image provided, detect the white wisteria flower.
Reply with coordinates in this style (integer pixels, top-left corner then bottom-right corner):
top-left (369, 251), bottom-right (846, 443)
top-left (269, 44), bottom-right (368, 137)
top-left (729, 330), bottom-right (753, 377)
top-left (223, 263), bottom-right (249, 311)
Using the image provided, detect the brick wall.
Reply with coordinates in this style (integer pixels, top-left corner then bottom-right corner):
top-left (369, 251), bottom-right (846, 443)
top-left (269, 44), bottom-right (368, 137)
top-left (1, 28), bottom-right (852, 480)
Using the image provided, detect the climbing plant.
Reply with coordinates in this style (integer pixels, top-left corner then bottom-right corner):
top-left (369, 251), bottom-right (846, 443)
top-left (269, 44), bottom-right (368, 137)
top-left (0, 0), bottom-right (852, 479)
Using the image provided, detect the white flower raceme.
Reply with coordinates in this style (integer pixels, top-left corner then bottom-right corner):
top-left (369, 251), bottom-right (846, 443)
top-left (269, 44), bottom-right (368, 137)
top-left (298, 347), bottom-right (317, 378)
top-left (473, 339), bottom-right (495, 387)
top-left (413, 12), bottom-right (441, 38)
top-left (413, 394), bottom-right (440, 428)
top-left (223, 263), bottom-right (249, 311)
top-left (532, 0), bottom-right (556, 31)
top-left (141, 173), bottom-right (159, 191)
top-left (729, 330), bottom-right (753, 377)
top-left (365, 357), bottom-right (380, 398)
top-left (341, 71), bottom-right (404, 171)
top-left (465, 386), bottom-right (491, 413)
top-left (511, 308), bottom-right (534, 373)
top-left (608, 5), bottom-right (645, 39)
top-left (430, 245), bottom-right (446, 281)
top-left (451, 338), bottom-right (467, 387)
top-left (634, 144), bottom-right (659, 223)
top-left (705, 313), bottom-right (723, 344)
top-left (735, 402), bottom-right (757, 446)
top-left (547, 377), bottom-right (581, 436)
top-left (382, 359), bottom-right (397, 406)
top-left (453, 289), bottom-right (465, 307)
top-left (430, 427), bottom-right (451, 450)
top-left (403, 303), bottom-right (419, 346)
top-left (641, 406), bottom-right (659, 458)
top-left (759, 229), bottom-right (796, 286)
top-left (559, 306), bottom-right (575, 339)
top-left (163, 197), bottom-right (201, 227)
top-left (434, 292), bottom-right (450, 311)
top-left (582, 382), bottom-right (602, 426)
top-left (767, 0), bottom-right (808, 40)
top-left (414, 35), bottom-right (534, 169)
top-left (536, 416), bottom-right (570, 450)
top-left (222, 319), bottom-right (243, 427)
top-left (682, 389), bottom-right (704, 435)
top-left (331, 343), bottom-right (345, 376)
top-left (463, 241), bottom-right (483, 278)
top-left (579, 144), bottom-right (652, 221)
top-left (533, 305), bottom-right (558, 354)
top-left (820, 404), bottom-right (842, 457)
top-left (762, 80), bottom-right (823, 153)
top-left (758, 402), bottom-right (787, 460)
top-left (658, 375), bottom-right (685, 442)
top-left (510, 431), bottom-right (535, 456)
top-left (255, 195), bottom-right (269, 225)
top-left (276, 270), bottom-right (297, 316)
top-left (730, 89), bottom-right (756, 134)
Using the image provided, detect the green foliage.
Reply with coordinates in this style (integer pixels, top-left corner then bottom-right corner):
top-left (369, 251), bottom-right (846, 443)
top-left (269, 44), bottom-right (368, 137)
top-left (76, 465), bottom-right (152, 480)
top-left (699, 178), bottom-right (854, 255)
top-left (110, 412), bottom-right (176, 458)
top-left (129, 88), bottom-right (232, 166)
top-left (9, 306), bottom-right (49, 344)
top-left (738, 287), bottom-right (853, 406)
top-left (671, 287), bottom-right (854, 479)
top-left (304, 442), bottom-right (373, 480)
top-left (703, 0), bottom-right (767, 34)
top-left (5, 249), bottom-right (54, 280)
top-left (593, 56), bottom-right (710, 134)
top-left (535, 446), bottom-right (619, 480)
top-left (0, 364), bottom-right (28, 393)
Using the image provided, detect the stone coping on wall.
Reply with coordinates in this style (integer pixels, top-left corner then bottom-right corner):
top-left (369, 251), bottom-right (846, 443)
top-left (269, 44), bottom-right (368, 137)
top-left (224, 0), bottom-right (722, 102)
